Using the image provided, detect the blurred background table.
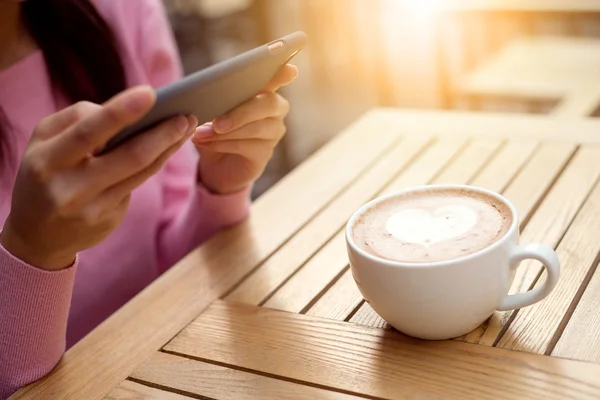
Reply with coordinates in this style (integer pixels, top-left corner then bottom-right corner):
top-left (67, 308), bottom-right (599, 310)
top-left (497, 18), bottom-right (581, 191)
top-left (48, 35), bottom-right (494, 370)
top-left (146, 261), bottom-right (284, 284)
top-left (11, 109), bottom-right (600, 400)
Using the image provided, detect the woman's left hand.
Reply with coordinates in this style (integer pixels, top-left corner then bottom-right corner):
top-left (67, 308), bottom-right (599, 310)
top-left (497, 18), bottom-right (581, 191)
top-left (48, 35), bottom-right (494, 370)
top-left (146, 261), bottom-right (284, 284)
top-left (191, 64), bottom-right (298, 194)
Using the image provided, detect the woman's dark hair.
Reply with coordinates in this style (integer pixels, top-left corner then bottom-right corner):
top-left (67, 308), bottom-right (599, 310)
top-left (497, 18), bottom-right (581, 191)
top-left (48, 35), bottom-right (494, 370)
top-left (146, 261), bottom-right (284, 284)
top-left (1, 0), bottom-right (127, 177)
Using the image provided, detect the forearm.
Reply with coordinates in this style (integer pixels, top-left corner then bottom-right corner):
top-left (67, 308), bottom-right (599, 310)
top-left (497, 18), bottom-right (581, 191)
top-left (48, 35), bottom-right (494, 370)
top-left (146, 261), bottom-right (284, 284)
top-left (0, 237), bottom-right (77, 399)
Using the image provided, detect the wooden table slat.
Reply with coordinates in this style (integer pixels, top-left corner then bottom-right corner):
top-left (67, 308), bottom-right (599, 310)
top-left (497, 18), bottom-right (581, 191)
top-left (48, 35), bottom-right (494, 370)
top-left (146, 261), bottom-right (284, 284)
top-left (347, 141), bottom-right (576, 330)
top-left (263, 137), bottom-right (472, 313)
top-left (470, 140), bottom-right (539, 192)
top-left (305, 269), bottom-right (362, 321)
top-left (349, 302), bottom-right (389, 329)
top-left (226, 135), bottom-right (433, 306)
top-left (432, 138), bottom-right (503, 184)
top-left (105, 380), bottom-right (193, 400)
top-left (365, 109), bottom-right (600, 144)
top-left (465, 145), bottom-right (600, 347)
top-left (313, 138), bottom-right (546, 329)
top-left (165, 301), bottom-right (600, 400)
top-left (553, 261), bottom-right (600, 362)
top-left (502, 142), bottom-right (577, 227)
top-left (348, 138), bottom-right (509, 329)
top-left (129, 352), bottom-right (363, 400)
top-left (495, 176), bottom-right (600, 353)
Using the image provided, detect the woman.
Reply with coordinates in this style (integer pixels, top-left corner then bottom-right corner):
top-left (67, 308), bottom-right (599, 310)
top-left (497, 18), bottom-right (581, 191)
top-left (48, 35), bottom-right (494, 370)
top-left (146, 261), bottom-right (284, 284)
top-left (0, 0), bottom-right (297, 397)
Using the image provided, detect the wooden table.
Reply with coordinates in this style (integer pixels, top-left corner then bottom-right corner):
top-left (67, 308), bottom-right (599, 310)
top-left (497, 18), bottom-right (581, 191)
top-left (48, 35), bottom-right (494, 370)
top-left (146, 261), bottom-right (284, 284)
top-left (458, 35), bottom-right (600, 116)
top-left (12, 109), bottom-right (600, 400)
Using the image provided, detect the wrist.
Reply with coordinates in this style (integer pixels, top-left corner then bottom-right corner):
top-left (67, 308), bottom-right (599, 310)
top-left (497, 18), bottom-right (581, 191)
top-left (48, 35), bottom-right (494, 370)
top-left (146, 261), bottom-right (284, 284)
top-left (0, 226), bottom-right (76, 271)
top-left (196, 169), bottom-right (250, 195)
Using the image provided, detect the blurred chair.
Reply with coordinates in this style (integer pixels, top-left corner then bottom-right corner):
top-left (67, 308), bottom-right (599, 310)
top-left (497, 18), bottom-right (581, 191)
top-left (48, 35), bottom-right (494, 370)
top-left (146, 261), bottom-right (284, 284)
top-left (456, 35), bottom-right (600, 116)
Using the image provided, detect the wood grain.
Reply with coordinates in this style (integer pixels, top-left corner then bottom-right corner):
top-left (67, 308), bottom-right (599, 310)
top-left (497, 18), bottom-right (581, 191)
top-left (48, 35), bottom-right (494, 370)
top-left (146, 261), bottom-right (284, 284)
top-left (431, 138), bottom-right (503, 184)
top-left (304, 269), bottom-right (362, 320)
top-left (129, 352), bottom-right (363, 400)
top-left (495, 176), bottom-right (600, 354)
top-left (11, 109), bottom-right (406, 400)
top-left (105, 381), bottom-right (192, 400)
top-left (366, 108), bottom-right (600, 144)
top-left (306, 267), bottom-right (363, 321)
top-left (501, 142), bottom-right (576, 226)
top-left (553, 259), bottom-right (600, 362)
top-left (165, 301), bottom-right (600, 400)
top-left (470, 140), bottom-right (539, 192)
top-left (226, 135), bottom-right (432, 305)
top-left (465, 146), bottom-right (600, 346)
top-left (349, 303), bottom-right (389, 329)
top-left (262, 138), bottom-right (468, 313)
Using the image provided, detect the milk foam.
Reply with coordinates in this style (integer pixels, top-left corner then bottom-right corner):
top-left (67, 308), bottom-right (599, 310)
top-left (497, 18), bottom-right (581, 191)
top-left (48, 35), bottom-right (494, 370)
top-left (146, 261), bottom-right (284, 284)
top-left (352, 188), bottom-right (513, 263)
top-left (385, 205), bottom-right (478, 245)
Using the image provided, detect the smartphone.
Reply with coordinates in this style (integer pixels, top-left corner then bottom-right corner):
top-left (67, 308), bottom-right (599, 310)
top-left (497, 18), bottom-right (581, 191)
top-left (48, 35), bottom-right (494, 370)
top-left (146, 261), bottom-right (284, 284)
top-left (99, 31), bottom-right (307, 154)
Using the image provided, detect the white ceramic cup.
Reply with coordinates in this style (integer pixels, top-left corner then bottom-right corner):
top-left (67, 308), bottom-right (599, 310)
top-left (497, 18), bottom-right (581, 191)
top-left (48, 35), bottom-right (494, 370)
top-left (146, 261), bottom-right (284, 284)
top-left (345, 185), bottom-right (560, 340)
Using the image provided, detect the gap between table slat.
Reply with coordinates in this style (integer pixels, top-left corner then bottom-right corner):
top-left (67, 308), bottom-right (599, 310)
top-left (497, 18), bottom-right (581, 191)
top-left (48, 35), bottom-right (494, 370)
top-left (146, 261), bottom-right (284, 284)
top-left (352, 142), bottom-right (579, 333)
top-left (553, 256), bottom-right (600, 362)
top-left (495, 162), bottom-right (600, 354)
top-left (348, 138), bottom-right (508, 328)
top-left (466, 145), bottom-right (600, 349)
top-left (106, 380), bottom-right (194, 400)
top-left (126, 352), bottom-right (367, 400)
top-left (224, 134), bottom-right (436, 305)
top-left (308, 139), bottom-right (539, 324)
top-left (261, 137), bottom-right (473, 313)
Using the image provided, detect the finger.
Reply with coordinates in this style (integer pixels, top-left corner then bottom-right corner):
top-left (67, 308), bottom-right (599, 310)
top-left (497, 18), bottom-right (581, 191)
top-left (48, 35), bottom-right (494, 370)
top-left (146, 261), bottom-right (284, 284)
top-left (195, 138), bottom-right (276, 164)
top-left (212, 93), bottom-right (289, 134)
top-left (34, 101), bottom-right (101, 140)
top-left (192, 118), bottom-right (285, 143)
top-left (261, 64), bottom-right (299, 93)
top-left (77, 114), bottom-right (196, 199)
top-left (81, 132), bottom-right (190, 223)
top-left (47, 85), bottom-right (157, 165)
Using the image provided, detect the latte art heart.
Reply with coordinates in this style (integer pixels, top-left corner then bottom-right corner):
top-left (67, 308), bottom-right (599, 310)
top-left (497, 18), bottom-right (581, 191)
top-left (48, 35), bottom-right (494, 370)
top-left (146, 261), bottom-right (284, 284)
top-left (385, 205), bottom-right (478, 245)
top-left (352, 188), bottom-right (512, 263)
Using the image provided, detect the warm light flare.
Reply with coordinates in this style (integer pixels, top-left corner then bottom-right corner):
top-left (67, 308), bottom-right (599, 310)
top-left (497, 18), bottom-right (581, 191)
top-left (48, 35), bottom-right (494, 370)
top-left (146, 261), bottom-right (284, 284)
top-left (382, 0), bottom-right (445, 14)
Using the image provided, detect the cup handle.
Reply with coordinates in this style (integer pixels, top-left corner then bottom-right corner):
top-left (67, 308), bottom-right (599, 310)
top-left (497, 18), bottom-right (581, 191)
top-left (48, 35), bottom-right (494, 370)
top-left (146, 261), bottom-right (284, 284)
top-left (496, 243), bottom-right (560, 311)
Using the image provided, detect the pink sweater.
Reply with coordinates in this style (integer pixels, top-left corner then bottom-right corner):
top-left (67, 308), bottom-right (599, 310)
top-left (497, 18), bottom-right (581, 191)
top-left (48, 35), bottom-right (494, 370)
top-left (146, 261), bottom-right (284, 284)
top-left (0, 1), bottom-right (251, 398)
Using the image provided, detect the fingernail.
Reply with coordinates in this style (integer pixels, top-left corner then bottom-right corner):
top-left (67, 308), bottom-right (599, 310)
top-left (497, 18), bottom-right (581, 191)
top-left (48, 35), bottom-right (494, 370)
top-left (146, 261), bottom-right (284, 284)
top-left (175, 115), bottom-right (189, 133)
top-left (213, 116), bottom-right (232, 133)
top-left (193, 125), bottom-right (215, 140)
top-left (187, 115), bottom-right (198, 135)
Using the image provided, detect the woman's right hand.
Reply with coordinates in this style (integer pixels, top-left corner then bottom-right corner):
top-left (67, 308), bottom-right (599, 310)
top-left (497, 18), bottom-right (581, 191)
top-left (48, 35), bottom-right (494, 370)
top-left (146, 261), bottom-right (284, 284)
top-left (0, 86), bottom-right (197, 271)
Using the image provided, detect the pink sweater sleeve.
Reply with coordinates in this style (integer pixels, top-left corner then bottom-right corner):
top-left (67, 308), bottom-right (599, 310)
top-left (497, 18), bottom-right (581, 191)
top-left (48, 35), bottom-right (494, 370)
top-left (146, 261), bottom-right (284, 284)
top-left (0, 240), bottom-right (77, 399)
top-left (134, 0), bottom-right (251, 270)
